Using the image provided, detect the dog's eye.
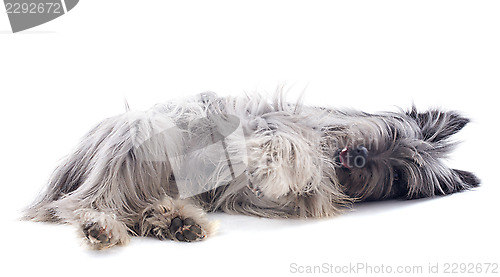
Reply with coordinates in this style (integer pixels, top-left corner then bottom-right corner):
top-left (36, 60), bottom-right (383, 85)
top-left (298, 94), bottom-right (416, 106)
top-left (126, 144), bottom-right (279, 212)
top-left (393, 168), bottom-right (403, 183)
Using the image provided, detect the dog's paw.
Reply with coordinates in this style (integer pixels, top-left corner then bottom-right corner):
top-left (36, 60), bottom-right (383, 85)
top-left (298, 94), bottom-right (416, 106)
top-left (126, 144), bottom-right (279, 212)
top-left (78, 210), bottom-right (130, 250)
top-left (140, 198), bottom-right (216, 242)
top-left (246, 175), bottom-right (264, 198)
top-left (82, 221), bottom-right (113, 246)
top-left (169, 217), bottom-right (206, 242)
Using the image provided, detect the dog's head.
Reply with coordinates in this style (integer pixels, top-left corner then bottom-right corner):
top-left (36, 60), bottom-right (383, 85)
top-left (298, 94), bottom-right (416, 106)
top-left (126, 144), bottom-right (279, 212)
top-left (331, 107), bottom-right (479, 201)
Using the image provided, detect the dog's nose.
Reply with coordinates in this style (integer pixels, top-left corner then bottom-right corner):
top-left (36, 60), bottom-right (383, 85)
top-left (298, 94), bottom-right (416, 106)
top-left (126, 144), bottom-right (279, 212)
top-left (338, 145), bottom-right (368, 168)
top-left (350, 146), bottom-right (368, 168)
top-left (352, 146), bottom-right (368, 160)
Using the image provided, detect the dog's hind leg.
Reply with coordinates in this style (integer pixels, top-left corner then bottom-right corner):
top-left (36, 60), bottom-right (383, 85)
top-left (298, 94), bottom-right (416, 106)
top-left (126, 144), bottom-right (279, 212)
top-left (138, 197), bottom-right (216, 242)
top-left (76, 209), bottom-right (131, 250)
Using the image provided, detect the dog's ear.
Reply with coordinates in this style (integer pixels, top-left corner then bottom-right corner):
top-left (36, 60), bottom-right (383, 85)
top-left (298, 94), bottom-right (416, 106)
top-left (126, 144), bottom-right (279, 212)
top-left (407, 106), bottom-right (470, 143)
top-left (453, 169), bottom-right (481, 188)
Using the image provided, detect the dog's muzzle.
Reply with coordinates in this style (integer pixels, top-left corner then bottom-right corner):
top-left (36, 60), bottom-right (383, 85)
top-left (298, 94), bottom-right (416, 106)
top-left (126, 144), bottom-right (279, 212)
top-left (335, 146), bottom-right (368, 169)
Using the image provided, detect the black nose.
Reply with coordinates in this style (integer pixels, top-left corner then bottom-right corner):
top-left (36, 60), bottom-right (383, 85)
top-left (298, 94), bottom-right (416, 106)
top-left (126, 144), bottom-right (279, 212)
top-left (350, 146), bottom-right (368, 168)
top-left (352, 146), bottom-right (368, 159)
top-left (338, 145), bottom-right (368, 169)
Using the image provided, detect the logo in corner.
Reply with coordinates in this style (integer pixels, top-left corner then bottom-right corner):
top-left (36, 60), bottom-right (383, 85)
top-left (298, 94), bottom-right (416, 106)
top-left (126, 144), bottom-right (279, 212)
top-left (3, 0), bottom-right (79, 33)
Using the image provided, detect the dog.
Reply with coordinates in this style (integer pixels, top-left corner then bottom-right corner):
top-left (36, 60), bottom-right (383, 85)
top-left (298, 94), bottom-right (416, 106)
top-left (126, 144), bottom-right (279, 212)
top-left (24, 91), bottom-right (480, 249)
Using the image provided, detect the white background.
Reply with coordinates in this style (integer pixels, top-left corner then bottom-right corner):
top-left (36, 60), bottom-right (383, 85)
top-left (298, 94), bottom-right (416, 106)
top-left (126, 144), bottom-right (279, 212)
top-left (1, 1), bottom-right (498, 276)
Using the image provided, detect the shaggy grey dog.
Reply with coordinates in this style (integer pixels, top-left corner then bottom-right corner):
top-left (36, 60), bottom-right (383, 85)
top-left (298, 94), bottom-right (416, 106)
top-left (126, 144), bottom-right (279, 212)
top-left (24, 92), bottom-right (479, 249)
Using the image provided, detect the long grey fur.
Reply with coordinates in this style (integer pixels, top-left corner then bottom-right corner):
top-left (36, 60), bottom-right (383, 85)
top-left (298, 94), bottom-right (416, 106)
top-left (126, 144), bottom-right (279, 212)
top-left (24, 91), bottom-right (479, 249)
